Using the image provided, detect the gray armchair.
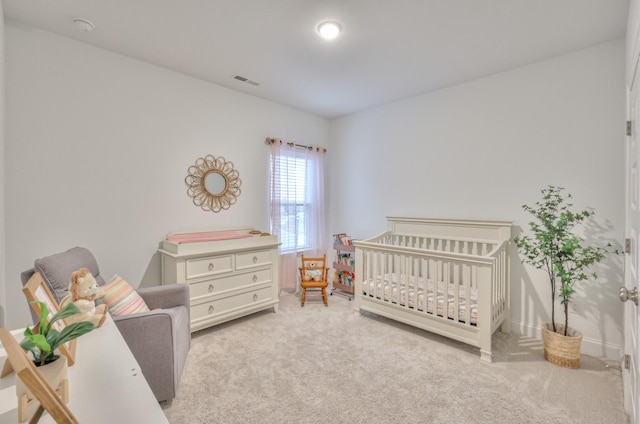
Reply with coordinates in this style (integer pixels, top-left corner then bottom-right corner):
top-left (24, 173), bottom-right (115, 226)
top-left (21, 246), bottom-right (191, 403)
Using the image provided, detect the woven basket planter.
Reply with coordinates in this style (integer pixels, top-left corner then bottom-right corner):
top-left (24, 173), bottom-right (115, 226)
top-left (541, 323), bottom-right (583, 369)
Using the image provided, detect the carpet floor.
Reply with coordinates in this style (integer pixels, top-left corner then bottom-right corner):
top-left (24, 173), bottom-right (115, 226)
top-left (162, 291), bottom-right (628, 424)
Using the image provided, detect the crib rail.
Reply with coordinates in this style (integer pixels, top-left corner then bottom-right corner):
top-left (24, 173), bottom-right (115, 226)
top-left (357, 231), bottom-right (497, 265)
top-left (389, 232), bottom-right (499, 257)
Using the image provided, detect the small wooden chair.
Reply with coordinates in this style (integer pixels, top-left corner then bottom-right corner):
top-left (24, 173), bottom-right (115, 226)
top-left (299, 254), bottom-right (329, 307)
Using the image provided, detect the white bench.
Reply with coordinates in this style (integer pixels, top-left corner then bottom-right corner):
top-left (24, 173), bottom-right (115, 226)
top-left (0, 315), bottom-right (168, 423)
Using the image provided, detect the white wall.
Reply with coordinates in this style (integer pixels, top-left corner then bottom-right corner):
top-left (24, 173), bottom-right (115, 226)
top-left (329, 39), bottom-right (626, 359)
top-left (3, 22), bottom-right (329, 329)
top-left (0, 4), bottom-right (5, 327)
top-left (628, 0), bottom-right (640, 83)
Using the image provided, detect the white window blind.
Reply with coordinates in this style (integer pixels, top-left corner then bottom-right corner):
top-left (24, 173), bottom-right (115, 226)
top-left (270, 149), bottom-right (311, 253)
top-left (267, 138), bottom-right (326, 290)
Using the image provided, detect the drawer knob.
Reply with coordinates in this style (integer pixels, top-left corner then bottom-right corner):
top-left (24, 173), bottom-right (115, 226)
top-left (208, 284), bottom-right (214, 293)
top-left (208, 263), bottom-right (214, 271)
top-left (253, 275), bottom-right (258, 282)
top-left (208, 305), bottom-right (214, 314)
top-left (252, 256), bottom-right (258, 263)
top-left (253, 293), bottom-right (258, 302)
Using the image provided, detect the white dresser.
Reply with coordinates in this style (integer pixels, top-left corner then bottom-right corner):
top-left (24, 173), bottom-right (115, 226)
top-left (158, 228), bottom-right (280, 332)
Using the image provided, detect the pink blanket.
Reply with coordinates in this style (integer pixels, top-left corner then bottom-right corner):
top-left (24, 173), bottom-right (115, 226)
top-left (166, 230), bottom-right (253, 244)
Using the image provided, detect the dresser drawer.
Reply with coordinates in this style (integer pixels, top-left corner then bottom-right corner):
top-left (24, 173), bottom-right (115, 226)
top-left (186, 255), bottom-right (232, 280)
top-left (236, 249), bottom-right (272, 270)
top-left (189, 269), bottom-right (272, 299)
top-left (191, 286), bottom-right (272, 320)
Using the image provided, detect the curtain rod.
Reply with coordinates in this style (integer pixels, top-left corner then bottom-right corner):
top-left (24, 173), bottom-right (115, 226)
top-left (265, 137), bottom-right (327, 153)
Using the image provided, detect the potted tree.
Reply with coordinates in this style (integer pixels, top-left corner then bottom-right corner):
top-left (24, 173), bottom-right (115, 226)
top-left (513, 185), bottom-right (618, 368)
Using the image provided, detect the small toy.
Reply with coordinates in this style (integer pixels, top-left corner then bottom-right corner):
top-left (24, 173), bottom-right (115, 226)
top-left (59, 268), bottom-right (109, 328)
top-left (302, 261), bottom-right (323, 282)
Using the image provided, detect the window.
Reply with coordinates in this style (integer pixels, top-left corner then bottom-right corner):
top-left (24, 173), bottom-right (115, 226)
top-left (268, 140), bottom-right (325, 254)
top-left (272, 153), bottom-right (310, 252)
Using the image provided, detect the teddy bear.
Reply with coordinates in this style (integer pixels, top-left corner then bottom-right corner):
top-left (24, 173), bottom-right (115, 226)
top-left (59, 267), bottom-right (109, 328)
top-left (302, 261), bottom-right (323, 282)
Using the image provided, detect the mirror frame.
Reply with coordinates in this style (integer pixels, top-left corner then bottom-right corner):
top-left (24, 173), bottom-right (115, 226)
top-left (185, 154), bottom-right (242, 212)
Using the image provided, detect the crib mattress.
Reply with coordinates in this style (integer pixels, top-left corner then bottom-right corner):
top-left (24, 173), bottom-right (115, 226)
top-left (362, 274), bottom-right (478, 325)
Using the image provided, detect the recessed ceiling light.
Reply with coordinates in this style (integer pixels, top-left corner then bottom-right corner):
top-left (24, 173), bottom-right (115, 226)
top-left (73, 18), bottom-right (94, 32)
top-left (317, 21), bottom-right (342, 40)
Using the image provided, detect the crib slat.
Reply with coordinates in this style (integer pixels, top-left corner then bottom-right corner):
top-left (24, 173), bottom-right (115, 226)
top-left (464, 263), bottom-right (471, 326)
top-left (371, 249), bottom-right (375, 296)
top-left (372, 250), bottom-right (378, 299)
top-left (453, 262), bottom-right (460, 324)
top-left (426, 257), bottom-right (433, 316)
top-left (437, 261), bottom-right (443, 318)
top-left (405, 255), bottom-right (410, 308)
top-left (420, 257), bottom-right (426, 313)
top-left (471, 264), bottom-right (476, 326)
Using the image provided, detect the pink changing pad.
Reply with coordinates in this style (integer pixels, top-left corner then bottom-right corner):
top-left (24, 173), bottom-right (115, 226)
top-left (166, 230), bottom-right (253, 244)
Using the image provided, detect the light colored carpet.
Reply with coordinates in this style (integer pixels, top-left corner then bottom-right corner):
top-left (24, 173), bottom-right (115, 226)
top-left (162, 291), bottom-right (628, 424)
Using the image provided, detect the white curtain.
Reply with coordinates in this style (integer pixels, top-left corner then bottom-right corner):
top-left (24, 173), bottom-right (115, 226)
top-left (268, 139), bottom-right (326, 291)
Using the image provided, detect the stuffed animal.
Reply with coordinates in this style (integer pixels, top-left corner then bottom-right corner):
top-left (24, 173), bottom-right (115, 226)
top-left (302, 262), bottom-right (323, 282)
top-left (59, 268), bottom-right (109, 328)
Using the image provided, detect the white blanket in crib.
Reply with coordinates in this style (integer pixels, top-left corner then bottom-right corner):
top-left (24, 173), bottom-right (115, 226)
top-left (361, 274), bottom-right (478, 325)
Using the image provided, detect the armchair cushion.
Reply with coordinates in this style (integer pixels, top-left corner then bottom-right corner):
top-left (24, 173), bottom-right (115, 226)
top-left (102, 275), bottom-right (150, 316)
top-left (34, 246), bottom-right (107, 304)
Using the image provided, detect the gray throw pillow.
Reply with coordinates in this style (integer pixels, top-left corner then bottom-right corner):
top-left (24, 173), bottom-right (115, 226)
top-left (34, 246), bottom-right (106, 304)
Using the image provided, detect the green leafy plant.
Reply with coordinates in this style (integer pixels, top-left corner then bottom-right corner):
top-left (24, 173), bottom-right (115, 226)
top-left (20, 301), bottom-right (95, 366)
top-left (513, 185), bottom-right (619, 336)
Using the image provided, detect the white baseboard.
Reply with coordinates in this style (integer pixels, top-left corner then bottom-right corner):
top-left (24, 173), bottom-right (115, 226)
top-left (511, 320), bottom-right (623, 361)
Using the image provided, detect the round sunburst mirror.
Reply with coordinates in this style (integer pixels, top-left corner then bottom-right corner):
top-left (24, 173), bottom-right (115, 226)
top-left (185, 155), bottom-right (242, 212)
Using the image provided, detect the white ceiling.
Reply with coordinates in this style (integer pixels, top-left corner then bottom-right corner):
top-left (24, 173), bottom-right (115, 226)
top-left (2, 0), bottom-right (630, 118)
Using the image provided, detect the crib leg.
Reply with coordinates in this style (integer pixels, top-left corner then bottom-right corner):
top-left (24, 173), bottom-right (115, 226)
top-left (480, 349), bottom-right (493, 363)
top-left (501, 319), bottom-right (511, 334)
top-left (480, 332), bottom-right (493, 363)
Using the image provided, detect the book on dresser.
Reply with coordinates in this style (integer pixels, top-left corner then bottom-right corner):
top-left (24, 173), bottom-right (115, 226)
top-left (158, 228), bottom-right (280, 332)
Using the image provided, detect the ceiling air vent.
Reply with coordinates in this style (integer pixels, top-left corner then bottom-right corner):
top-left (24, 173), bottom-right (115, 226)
top-left (233, 75), bottom-right (260, 86)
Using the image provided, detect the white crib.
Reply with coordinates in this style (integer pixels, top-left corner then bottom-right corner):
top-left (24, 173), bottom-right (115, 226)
top-left (354, 217), bottom-right (512, 362)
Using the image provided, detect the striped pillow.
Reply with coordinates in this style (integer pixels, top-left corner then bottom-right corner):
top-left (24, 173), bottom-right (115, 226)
top-left (102, 275), bottom-right (150, 316)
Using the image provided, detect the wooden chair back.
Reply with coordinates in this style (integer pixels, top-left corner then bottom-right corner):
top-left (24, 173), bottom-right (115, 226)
top-left (299, 254), bottom-right (329, 285)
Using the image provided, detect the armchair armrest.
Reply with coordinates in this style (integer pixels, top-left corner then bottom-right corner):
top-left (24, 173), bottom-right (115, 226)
top-left (112, 309), bottom-right (183, 402)
top-left (113, 309), bottom-right (178, 349)
top-left (137, 283), bottom-right (189, 307)
top-left (137, 284), bottom-right (190, 332)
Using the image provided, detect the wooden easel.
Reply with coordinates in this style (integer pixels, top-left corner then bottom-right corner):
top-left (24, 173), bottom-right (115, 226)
top-left (0, 327), bottom-right (77, 423)
top-left (0, 323), bottom-right (41, 378)
top-left (2, 272), bottom-right (78, 379)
